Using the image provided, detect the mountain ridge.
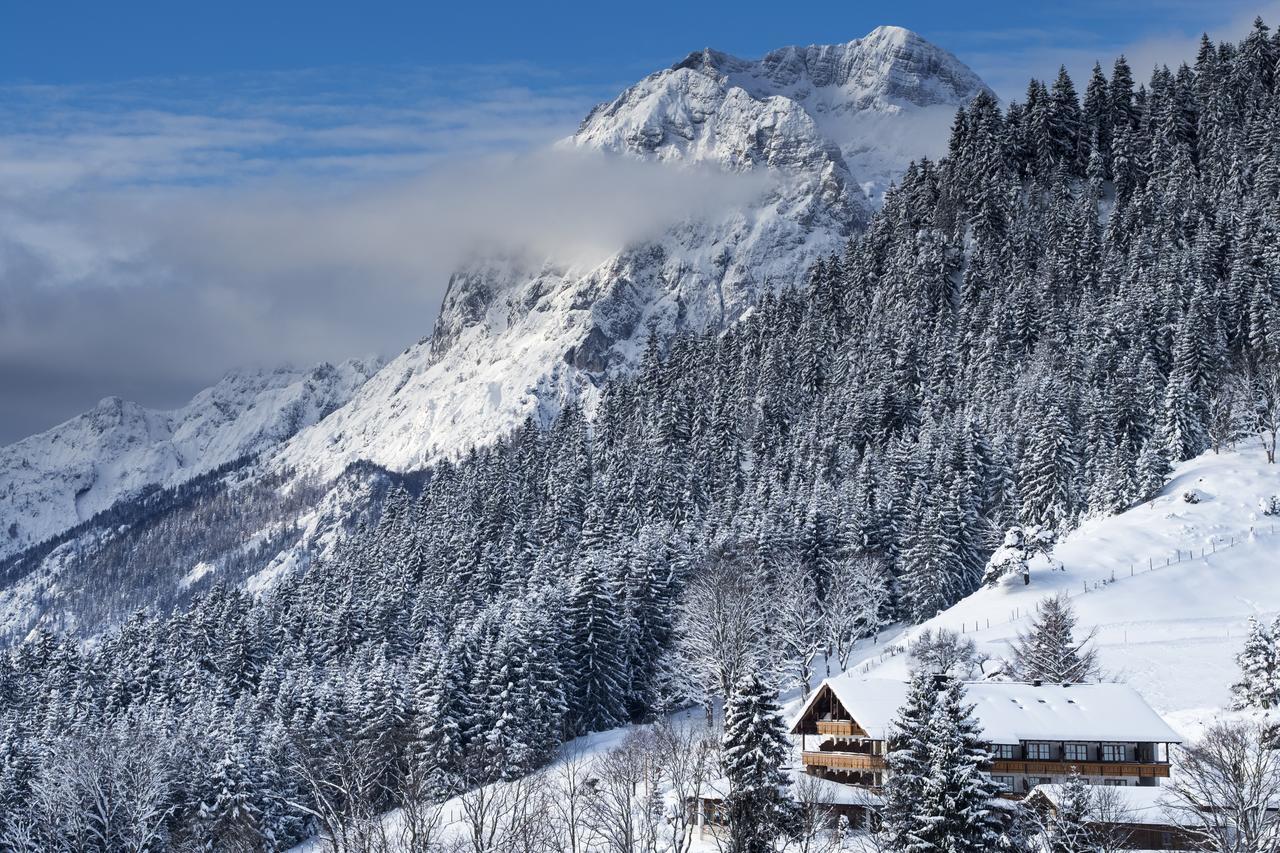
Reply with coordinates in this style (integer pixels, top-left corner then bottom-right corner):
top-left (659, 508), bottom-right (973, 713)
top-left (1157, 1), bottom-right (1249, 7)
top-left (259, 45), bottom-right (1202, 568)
top-left (0, 358), bottom-right (380, 559)
top-left (270, 25), bottom-right (989, 479)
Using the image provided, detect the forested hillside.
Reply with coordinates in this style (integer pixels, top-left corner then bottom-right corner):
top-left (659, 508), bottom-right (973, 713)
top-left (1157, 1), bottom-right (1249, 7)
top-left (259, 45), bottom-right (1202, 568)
top-left (2, 21), bottom-right (1280, 851)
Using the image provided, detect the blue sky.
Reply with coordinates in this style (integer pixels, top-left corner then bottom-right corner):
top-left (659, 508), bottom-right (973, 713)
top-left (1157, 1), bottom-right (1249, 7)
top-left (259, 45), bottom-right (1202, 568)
top-left (1, 0), bottom-right (1277, 442)
top-left (3, 1), bottom-right (1273, 92)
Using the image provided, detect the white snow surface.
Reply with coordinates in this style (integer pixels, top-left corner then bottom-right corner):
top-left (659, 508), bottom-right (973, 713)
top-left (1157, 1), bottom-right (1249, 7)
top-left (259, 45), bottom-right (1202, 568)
top-left (857, 447), bottom-right (1280, 741)
top-left (0, 359), bottom-right (380, 559)
top-left (273, 26), bottom-right (990, 480)
top-left (798, 678), bottom-right (1183, 744)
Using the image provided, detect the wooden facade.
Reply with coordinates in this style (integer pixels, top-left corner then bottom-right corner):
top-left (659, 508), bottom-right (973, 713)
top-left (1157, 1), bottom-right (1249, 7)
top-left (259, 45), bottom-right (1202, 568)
top-left (792, 681), bottom-right (1176, 800)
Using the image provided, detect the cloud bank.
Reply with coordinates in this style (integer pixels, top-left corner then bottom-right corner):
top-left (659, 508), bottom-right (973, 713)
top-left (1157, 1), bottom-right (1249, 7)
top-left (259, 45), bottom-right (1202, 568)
top-left (0, 67), bottom-right (771, 442)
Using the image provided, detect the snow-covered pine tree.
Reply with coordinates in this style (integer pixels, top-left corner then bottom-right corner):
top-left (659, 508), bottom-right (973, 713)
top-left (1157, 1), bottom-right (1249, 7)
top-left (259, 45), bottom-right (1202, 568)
top-left (1042, 771), bottom-right (1097, 853)
top-left (916, 678), bottom-right (1003, 852)
top-left (1010, 594), bottom-right (1100, 683)
top-left (1230, 616), bottom-right (1280, 710)
top-left (885, 673), bottom-right (1002, 852)
top-left (722, 672), bottom-right (792, 853)
top-left (883, 669), bottom-right (939, 850)
top-left (197, 740), bottom-right (264, 852)
top-left (566, 553), bottom-right (628, 734)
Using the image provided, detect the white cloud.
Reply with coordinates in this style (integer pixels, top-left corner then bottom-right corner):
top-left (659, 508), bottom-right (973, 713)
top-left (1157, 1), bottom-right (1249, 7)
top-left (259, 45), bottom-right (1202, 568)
top-left (0, 62), bottom-right (773, 441)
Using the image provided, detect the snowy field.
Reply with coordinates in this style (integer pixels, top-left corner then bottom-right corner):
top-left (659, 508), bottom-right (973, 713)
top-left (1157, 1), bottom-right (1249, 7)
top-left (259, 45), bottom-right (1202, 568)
top-left (856, 447), bottom-right (1280, 740)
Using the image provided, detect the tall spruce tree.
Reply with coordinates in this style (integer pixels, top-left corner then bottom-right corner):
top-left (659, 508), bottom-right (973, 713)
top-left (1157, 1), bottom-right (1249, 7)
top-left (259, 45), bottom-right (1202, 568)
top-left (1010, 594), bottom-right (1100, 683)
top-left (1230, 616), bottom-right (1280, 710)
top-left (722, 673), bottom-right (792, 853)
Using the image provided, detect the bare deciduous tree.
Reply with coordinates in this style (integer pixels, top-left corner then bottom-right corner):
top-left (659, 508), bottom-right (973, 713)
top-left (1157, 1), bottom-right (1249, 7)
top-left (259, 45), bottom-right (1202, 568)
top-left (545, 749), bottom-right (597, 853)
top-left (774, 555), bottom-right (823, 693)
top-left (1206, 384), bottom-right (1245, 454)
top-left (909, 627), bottom-right (980, 678)
top-left (284, 739), bottom-right (386, 853)
top-left (1238, 364), bottom-right (1280, 464)
top-left (456, 773), bottom-right (552, 853)
top-left (15, 720), bottom-right (175, 853)
top-left (662, 543), bottom-right (776, 720)
top-left (1166, 720), bottom-right (1280, 853)
top-left (822, 555), bottom-right (891, 674)
top-left (582, 730), bottom-right (664, 853)
top-left (791, 773), bottom-right (844, 853)
top-left (651, 720), bottom-right (716, 853)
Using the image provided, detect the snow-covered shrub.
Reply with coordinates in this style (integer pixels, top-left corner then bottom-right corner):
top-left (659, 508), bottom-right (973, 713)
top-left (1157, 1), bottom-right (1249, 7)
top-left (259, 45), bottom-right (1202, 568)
top-left (1261, 495), bottom-right (1280, 516)
top-left (982, 525), bottom-right (1056, 586)
top-left (1183, 489), bottom-right (1202, 504)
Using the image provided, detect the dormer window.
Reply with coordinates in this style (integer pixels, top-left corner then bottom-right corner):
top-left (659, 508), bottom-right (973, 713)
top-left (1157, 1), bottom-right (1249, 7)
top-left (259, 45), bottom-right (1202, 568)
top-left (992, 743), bottom-right (1017, 760)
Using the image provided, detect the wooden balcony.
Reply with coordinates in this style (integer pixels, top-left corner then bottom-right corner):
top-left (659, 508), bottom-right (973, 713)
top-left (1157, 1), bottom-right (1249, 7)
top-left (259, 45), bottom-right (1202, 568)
top-left (815, 720), bottom-right (868, 737)
top-left (992, 759), bottom-right (1171, 779)
top-left (802, 751), bottom-right (887, 771)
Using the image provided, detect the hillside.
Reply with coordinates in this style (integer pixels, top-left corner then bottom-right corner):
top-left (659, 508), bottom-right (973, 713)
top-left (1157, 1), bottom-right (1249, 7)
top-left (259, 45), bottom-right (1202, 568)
top-left (271, 26), bottom-right (989, 479)
top-left (857, 446), bottom-right (1280, 738)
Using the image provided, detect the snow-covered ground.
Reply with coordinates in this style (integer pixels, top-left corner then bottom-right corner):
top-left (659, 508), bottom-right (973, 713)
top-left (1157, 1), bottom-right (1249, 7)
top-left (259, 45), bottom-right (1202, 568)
top-left (291, 448), bottom-right (1279, 851)
top-left (857, 446), bottom-right (1280, 741)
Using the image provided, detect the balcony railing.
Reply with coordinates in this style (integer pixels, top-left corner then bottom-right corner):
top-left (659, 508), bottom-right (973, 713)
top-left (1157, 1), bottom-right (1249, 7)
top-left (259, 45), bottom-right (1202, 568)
top-left (991, 759), bottom-right (1171, 778)
top-left (815, 720), bottom-right (867, 737)
top-left (801, 751), bottom-right (887, 771)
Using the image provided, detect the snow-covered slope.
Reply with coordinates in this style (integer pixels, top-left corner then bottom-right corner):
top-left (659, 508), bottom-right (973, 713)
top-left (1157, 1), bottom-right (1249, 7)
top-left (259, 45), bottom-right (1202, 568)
top-left (275, 26), bottom-right (991, 478)
top-left (0, 359), bottom-right (379, 559)
top-left (857, 447), bottom-right (1280, 740)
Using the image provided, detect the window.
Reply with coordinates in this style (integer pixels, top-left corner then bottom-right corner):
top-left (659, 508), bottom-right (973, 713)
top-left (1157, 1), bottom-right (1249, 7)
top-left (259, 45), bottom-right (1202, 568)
top-left (1103, 779), bottom-right (1131, 787)
top-left (992, 744), bottom-right (1017, 760)
top-left (992, 775), bottom-right (1014, 791)
top-left (1025, 742), bottom-right (1053, 760)
top-left (1101, 744), bottom-right (1127, 762)
top-left (1063, 743), bottom-right (1088, 762)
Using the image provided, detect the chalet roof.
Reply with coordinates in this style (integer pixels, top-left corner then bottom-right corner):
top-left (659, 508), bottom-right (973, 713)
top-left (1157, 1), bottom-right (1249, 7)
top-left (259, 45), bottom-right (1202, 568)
top-left (791, 677), bottom-right (1183, 745)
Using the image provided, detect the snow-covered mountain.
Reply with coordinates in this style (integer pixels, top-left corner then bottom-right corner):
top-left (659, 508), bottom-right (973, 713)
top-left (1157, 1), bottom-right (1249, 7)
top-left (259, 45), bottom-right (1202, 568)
top-left (275, 26), bottom-right (991, 478)
top-left (1, 25), bottom-right (988, 574)
top-left (0, 359), bottom-right (379, 559)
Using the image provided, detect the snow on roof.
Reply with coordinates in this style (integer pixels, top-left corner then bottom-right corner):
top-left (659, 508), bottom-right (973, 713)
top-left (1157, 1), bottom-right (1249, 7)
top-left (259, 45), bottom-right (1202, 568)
top-left (1027, 784), bottom-right (1191, 827)
top-left (701, 768), bottom-right (884, 807)
top-left (793, 677), bottom-right (1183, 745)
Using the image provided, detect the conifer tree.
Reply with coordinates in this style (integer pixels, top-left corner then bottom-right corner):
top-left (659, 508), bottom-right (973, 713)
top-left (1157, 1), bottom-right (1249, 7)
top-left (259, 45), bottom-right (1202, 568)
top-left (722, 673), bottom-right (792, 853)
top-left (1043, 771), bottom-right (1097, 853)
top-left (566, 554), bottom-right (628, 734)
top-left (1230, 616), bottom-right (1280, 710)
top-left (886, 673), bottom-right (1002, 853)
top-left (1011, 594), bottom-right (1100, 683)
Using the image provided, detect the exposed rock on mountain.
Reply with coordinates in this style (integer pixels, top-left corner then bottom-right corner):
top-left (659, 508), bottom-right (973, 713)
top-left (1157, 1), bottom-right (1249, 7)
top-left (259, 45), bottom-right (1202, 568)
top-left (0, 359), bottom-right (379, 558)
top-left (274, 26), bottom-right (990, 478)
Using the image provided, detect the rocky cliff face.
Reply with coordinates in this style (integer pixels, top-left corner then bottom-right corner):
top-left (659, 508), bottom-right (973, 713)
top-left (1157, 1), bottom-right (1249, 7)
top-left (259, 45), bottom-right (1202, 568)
top-left (0, 359), bottom-right (379, 558)
top-left (273, 26), bottom-right (991, 478)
